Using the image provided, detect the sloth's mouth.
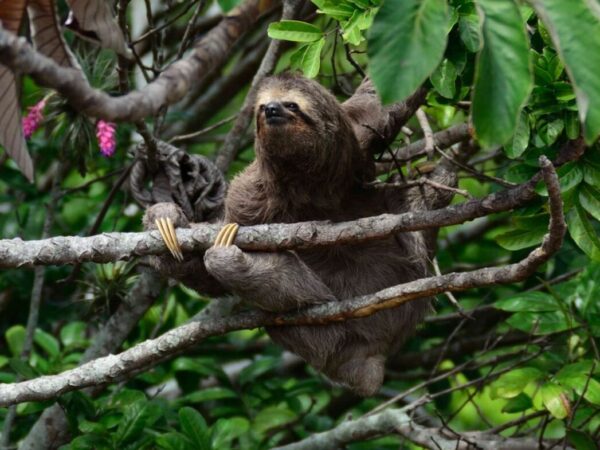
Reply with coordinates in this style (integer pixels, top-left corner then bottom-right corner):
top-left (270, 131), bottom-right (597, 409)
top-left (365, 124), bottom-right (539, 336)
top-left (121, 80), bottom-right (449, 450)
top-left (265, 116), bottom-right (289, 126)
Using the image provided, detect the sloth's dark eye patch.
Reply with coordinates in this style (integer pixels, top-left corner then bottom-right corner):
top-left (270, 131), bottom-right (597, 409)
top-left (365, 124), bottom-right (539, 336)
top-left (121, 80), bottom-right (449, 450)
top-left (284, 102), bottom-right (299, 112)
top-left (259, 104), bottom-right (266, 111)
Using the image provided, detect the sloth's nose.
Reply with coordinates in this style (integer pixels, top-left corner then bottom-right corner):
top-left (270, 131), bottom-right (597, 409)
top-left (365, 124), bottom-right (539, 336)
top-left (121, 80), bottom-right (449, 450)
top-left (265, 102), bottom-right (283, 118)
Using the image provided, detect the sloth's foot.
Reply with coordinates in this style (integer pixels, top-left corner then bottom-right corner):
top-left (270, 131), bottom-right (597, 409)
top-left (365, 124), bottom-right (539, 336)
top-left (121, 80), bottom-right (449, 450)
top-left (336, 355), bottom-right (385, 397)
top-left (204, 223), bottom-right (247, 283)
top-left (143, 202), bottom-right (187, 262)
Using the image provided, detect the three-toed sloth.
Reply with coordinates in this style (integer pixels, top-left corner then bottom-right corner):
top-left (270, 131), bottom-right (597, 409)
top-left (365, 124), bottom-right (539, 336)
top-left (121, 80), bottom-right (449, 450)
top-left (144, 73), bottom-right (455, 396)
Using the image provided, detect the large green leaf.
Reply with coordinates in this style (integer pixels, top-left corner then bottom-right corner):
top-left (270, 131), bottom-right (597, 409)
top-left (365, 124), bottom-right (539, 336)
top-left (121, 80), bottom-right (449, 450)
top-left (179, 407), bottom-right (210, 450)
top-left (471, 0), bottom-right (532, 148)
top-left (528, 0), bottom-right (600, 143)
top-left (368, 0), bottom-right (449, 103)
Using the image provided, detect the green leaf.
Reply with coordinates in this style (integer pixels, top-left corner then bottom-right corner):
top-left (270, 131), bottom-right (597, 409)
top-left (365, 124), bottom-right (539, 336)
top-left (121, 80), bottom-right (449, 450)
top-left (315, 1), bottom-right (355, 20)
top-left (238, 357), bottom-right (279, 386)
top-left (458, 12), bottom-right (482, 52)
top-left (495, 292), bottom-right (558, 312)
top-left (34, 329), bottom-right (60, 358)
top-left (115, 400), bottom-right (162, 445)
top-left (60, 321), bottom-right (87, 348)
top-left (156, 432), bottom-right (194, 450)
top-left (491, 367), bottom-right (543, 399)
top-left (539, 118), bottom-right (565, 146)
top-left (430, 59), bottom-right (457, 98)
top-left (368, 0), bottom-right (449, 103)
top-left (217, 0), bottom-right (241, 12)
top-left (0, 356), bottom-right (8, 369)
top-left (179, 407), bottom-right (210, 450)
top-left (566, 202), bottom-right (600, 261)
top-left (502, 393), bottom-right (533, 413)
top-left (541, 382), bottom-right (571, 419)
top-left (495, 226), bottom-right (547, 251)
top-left (267, 20), bottom-right (323, 43)
top-left (253, 405), bottom-right (297, 434)
top-left (566, 430), bottom-right (599, 450)
top-left (504, 110), bottom-right (531, 158)
top-left (6, 325), bottom-right (26, 357)
top-left (471, 0), bottom-right (532, 148)
top-left (181, 387), bottom-right (238, 404)
top-left (528, 0), bottom-right (600, 143)
top-left (507, 311), bottom-right (571, 335)
top-left (579, 184), bottom-right (600, 222)
top-left (556, 362), bottom-right (600, 406)
top-left (292, 38), bottom-right (325, 78)
top-left (210, 417), bottom-right (250, 450)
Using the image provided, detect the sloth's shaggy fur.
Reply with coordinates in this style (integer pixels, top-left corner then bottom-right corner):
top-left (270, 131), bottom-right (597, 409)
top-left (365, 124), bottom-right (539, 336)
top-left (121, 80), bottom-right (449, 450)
top-left (145, 74), bottom-right (455, 395)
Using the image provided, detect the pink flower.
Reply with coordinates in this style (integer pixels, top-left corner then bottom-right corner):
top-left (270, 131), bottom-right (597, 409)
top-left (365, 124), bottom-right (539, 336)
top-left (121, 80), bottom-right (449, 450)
top-left (22, 99), bottom-right (47, 139)
top-left (96, 120), bottom-right (117, 157)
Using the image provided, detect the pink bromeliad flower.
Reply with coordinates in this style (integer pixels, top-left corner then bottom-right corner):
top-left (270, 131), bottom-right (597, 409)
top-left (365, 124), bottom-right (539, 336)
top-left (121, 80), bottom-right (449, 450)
top-left (22, 99), bottom-right (47, 139)
top-left (96, 120), bottom-right (117, 157)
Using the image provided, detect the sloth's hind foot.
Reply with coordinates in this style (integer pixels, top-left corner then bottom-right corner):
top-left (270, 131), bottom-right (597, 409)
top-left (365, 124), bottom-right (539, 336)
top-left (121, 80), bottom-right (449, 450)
top-left (335, 355), bottom-right (385, 397)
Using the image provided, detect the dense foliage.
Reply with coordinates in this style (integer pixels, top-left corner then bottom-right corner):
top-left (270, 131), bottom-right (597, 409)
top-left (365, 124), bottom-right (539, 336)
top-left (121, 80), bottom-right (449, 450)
top-left (0, 0), bottom-right (599, 448)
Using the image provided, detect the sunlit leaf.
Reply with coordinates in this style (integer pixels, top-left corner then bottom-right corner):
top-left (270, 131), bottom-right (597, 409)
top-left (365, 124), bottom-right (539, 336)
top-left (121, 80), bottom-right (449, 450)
top-left (491, 367), bottom-right (543, 399)
top-left (268, 20), bottom-right (323, 43)
top-left (541, 382), bottom-right (571, 419)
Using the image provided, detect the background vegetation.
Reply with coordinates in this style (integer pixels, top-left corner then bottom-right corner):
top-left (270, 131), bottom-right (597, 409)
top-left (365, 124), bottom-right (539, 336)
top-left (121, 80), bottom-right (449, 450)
top-left (0, 0), bottom-right (599, 448)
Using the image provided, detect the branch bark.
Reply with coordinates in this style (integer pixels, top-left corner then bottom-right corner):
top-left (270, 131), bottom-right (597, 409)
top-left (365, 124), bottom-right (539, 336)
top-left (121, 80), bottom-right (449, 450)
top-left (0, 157), bottom-right (565, 407)
top-left (0, 170), bottom-right (545, 268)
top-left (0, 0), bottom-right (274, 121)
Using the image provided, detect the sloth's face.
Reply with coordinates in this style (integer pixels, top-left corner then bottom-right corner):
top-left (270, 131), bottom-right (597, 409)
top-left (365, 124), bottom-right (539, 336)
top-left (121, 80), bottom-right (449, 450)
top-left (255, 87), bottom-right (315, 134)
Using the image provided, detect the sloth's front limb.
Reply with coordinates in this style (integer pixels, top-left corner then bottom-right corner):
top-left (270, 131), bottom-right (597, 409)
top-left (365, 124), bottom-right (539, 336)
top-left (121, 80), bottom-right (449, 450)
top-left (143, 203), bottom-right (225, 296)
top-left (204, 224), bottom-right (337, 312)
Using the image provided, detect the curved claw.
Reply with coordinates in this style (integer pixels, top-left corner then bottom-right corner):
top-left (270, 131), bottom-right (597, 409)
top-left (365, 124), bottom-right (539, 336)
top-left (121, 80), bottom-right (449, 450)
top-left (214, 223), bottom-right (239, 247)
top-left (155, 217), bottom-right (184, 261)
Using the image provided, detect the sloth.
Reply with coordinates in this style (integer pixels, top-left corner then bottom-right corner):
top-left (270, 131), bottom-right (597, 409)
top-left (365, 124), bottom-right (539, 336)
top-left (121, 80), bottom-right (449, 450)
top-left (144, 73), bottom-right (455, 396)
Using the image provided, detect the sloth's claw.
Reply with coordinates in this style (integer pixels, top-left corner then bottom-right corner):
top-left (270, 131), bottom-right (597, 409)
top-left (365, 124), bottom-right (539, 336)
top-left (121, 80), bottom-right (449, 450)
top-left (214, 223), bottom-right (239, 247)
top-left (155, 217), bottom-right (184, 261)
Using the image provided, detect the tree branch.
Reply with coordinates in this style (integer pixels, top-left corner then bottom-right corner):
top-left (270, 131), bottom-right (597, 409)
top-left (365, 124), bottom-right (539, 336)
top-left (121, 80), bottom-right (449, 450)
top-left (0, 0), bottom-right (274, 122)
top-left (0, 169), bottom-right (546, 268)
top-left (272, 408), bottom-right (569, 450)
top-left (0, 157), bottom-right (565, 407)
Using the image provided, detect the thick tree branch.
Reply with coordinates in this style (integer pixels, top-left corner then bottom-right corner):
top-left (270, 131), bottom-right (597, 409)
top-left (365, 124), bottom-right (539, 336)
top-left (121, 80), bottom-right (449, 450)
top-left (272, 408), bottom-right (570, 450)
top-left (0, 170), bottom-right (545, 268)
top-left (0, 157), bottom-right (565, 407)
top-left (0, 0), bottom-right (274, 121)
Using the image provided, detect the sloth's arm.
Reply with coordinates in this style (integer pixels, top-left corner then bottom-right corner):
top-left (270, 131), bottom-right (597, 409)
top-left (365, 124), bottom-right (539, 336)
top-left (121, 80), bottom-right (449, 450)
top-left (143, 202), bottom-right (226, 297)
top-left (204, 243), bottom-right (336, 313)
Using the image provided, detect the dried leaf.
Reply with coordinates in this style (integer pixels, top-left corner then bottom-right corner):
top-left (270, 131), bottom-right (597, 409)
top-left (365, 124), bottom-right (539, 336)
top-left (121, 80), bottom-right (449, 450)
top-left (0, 69), bottom-right (34, 182)
top-left (0, 0), bottom-right (27, 33)
top-left (0, 0), bottom-right (34, 181)
top-left (65, 0), bottom-right (132, 57)
top-left (28, 0), bottom-right (81, 69)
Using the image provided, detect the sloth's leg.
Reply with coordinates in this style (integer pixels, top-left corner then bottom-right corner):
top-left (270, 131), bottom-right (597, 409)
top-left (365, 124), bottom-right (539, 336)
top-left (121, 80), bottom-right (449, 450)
top-left (204, 224), bottom-right (337, 312)
top-left (143, 203), bottom-right (225, 296)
